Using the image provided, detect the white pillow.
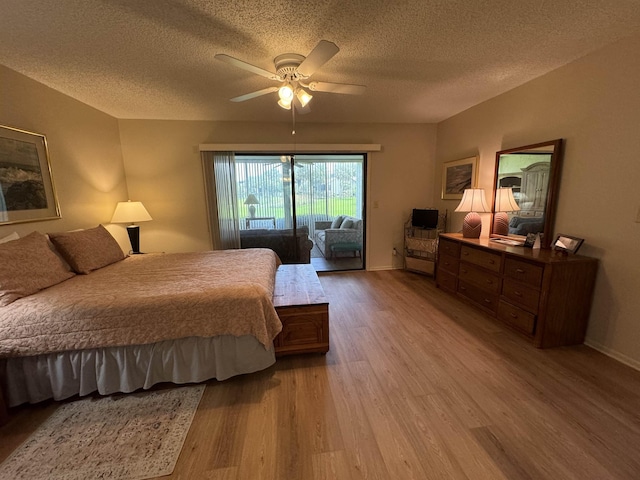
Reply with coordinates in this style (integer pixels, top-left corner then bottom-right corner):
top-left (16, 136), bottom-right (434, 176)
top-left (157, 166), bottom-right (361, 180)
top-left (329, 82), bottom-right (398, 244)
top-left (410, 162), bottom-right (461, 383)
top-left (330, 215), bottom-right (345, 229)
top-left (0, 232), bottom-right (20, 244)
top-left (340, 219), bottom-right (355, 229)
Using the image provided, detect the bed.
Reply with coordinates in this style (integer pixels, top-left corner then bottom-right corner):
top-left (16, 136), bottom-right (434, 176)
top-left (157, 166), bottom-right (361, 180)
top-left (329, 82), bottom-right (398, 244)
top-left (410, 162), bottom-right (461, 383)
top-left (0, 226), bottom-right (282, 408)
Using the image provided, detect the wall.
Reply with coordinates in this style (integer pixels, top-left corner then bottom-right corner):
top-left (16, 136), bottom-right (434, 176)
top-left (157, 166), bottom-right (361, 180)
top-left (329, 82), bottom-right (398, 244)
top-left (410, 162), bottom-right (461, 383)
top-left (0, 66), bottom-right (129, 247)
top-left (434, 33), bottom-right (640, 368)
top-left (118, 120), bottom-right (437, 269)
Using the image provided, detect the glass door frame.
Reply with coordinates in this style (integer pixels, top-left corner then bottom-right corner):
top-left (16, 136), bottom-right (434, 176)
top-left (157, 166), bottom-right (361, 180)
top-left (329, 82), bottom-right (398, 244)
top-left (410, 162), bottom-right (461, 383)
top-left (234, 152), bottom-right (367, 270)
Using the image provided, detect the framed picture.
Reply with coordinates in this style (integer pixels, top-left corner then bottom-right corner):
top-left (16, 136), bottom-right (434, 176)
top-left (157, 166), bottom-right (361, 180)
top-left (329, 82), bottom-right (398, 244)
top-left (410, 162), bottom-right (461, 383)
top-left (441, 155), bottom-right (478, 200)
top-left (523, 232), bottom-right (537, 248)
top-left (0, 125), bottom-right (60, 225)
top-left (553, 234), bottom-right (584, 254)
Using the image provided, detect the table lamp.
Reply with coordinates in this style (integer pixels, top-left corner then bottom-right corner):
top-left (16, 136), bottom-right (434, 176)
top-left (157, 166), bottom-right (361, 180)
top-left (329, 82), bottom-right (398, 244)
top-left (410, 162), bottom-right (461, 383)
top-left (455, 188), bottom-right (489, 238)
top-left (244, 194), bottom-right (259, 218)
top-left (493, 187), bottom-right (521, 236)
top-left (111, 200), bottom-right (152, 254)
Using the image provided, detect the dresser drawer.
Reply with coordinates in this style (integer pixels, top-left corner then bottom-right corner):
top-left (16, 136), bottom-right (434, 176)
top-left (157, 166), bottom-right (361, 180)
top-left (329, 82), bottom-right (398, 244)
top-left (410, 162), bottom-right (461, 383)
top-left (438, 253), bottom-right (459, 275)
top-left (459, 263), bottom-right (501, 294)
top-left (439, 237), bottom-right (461, 257)
top-left (436, 267), bottom-right (457, 292)
top-left (498, 300), bottom-right (536, 335)
top-left (504, 257), bottom-right (543, 287)
top-left (502, 278), bottom-right (541, 313)
top-left (460, 246), bottom-right (501, 272)
top-left (457, 281), bottom-right (499, 313)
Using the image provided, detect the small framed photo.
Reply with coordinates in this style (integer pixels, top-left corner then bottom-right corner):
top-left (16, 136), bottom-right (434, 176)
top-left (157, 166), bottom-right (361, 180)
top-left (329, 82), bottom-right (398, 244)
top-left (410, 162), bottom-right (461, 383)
top-left (524, 233), bottom-right (537, 248)
top-left (553, 234), bottom-right (584, 254)
top-left (441, 155), bottom-right (478, 200)
top-left (0, 125), bottom-right (60, 225)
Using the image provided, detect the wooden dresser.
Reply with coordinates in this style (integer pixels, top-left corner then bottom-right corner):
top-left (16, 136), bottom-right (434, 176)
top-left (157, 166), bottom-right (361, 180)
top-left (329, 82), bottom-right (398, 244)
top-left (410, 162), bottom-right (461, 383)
top-left (436, 233), bottom-right (598, 348)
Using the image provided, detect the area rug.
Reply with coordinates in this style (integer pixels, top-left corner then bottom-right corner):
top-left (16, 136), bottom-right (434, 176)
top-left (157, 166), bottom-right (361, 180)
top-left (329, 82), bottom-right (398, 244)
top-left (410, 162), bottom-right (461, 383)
top-left (0, 385), bottom-right (205, 480)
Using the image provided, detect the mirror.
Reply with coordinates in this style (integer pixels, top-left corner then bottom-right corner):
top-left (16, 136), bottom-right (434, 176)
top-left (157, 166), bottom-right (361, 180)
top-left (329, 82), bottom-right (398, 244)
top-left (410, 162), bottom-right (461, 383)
top-left (490, 139), bottom-right (563, 248)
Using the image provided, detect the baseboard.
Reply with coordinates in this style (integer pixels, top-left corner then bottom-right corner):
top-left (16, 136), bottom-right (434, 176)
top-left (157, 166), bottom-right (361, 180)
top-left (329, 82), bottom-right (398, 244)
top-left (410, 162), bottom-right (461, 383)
top-left (366, 265), bottom-right (396, 271)
top-left (584, 339), bottom-right (640, 372)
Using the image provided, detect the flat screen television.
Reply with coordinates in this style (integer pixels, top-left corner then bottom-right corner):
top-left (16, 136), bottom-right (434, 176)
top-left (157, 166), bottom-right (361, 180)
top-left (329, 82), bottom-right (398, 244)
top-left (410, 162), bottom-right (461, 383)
top-left (412, 209), bottom-right (439, 229)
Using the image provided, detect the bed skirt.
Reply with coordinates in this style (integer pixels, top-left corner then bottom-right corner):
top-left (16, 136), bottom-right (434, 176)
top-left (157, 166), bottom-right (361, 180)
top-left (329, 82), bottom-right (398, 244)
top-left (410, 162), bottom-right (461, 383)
top-left (3, 335), bottom-right (276, 407)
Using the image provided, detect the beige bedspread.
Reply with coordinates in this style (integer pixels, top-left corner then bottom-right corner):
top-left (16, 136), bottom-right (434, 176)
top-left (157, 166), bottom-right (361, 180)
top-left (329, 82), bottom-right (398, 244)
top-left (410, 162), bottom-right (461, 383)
top-left (0, 249), bottom-right (282, 358)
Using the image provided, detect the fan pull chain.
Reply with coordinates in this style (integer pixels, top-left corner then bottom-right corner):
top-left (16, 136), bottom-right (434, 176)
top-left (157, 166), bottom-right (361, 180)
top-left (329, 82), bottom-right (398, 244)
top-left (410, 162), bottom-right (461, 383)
top-left (291, 103), bottom-right (296, 136)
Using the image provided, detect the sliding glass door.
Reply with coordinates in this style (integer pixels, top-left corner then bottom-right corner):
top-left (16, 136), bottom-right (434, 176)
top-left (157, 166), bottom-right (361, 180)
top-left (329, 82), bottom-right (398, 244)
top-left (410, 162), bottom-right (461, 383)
top-left (235, 153), bottom-right (365, 272)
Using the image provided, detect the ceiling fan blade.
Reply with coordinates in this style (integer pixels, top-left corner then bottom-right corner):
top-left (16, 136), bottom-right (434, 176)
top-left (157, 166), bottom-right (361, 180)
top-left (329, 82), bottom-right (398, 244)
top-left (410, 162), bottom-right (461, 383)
top-left (215, 54), bottom-right (280, 81)
top-left (297, 40), bottom-right (340, 77)
top-left (293, 96), bottom-right (311, 114)
top-left (230, 87), bottom-right (279, 102)
top-left (308, 81), bottom-right (366, 95)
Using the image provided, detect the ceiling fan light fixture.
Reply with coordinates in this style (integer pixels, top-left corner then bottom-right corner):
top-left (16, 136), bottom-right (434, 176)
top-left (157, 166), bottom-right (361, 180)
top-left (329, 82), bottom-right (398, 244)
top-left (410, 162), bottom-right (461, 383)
top-left (216, 40), bottom-right (366, 112)
top-left (296, 88), bottom-right (313, 107)
top-left (278, 84), bottom-right (294, 101)
top-left (278, 98), bottom-right (292, 110)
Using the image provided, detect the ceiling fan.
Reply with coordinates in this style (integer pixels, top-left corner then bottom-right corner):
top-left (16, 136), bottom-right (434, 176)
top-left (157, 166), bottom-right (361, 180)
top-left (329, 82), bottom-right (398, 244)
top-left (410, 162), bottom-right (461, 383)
top-left (215, 40), bottom-right (366, 113)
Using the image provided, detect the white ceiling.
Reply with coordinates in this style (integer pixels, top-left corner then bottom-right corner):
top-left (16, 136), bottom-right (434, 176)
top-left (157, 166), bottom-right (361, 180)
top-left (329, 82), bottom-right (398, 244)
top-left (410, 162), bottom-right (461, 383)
top-left (1, 0), bottom-right (640, 124)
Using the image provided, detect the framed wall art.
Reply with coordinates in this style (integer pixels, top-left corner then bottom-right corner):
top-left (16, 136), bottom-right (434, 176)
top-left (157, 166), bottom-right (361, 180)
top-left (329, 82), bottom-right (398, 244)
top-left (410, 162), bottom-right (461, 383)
top-left (441, 155), bottom-right (478, 200)
top-left (0, 125), bottom-right (60, 225)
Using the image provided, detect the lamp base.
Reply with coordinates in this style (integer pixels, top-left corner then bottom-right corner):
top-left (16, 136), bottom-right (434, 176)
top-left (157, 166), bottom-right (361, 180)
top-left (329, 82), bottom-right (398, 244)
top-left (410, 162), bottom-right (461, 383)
top-left (462, 212), bottom-right (482, 238)
top-left (493, 212), bottom-right (510, 236)
top-left (248, 205), bottom-right (256, 218)
top-left (126, 225), bottom-right (141, 254)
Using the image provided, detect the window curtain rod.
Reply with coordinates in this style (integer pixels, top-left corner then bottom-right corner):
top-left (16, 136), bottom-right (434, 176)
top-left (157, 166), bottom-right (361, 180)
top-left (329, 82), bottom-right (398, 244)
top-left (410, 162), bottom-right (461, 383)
top-left (199, 143), bottom-right (381, 153)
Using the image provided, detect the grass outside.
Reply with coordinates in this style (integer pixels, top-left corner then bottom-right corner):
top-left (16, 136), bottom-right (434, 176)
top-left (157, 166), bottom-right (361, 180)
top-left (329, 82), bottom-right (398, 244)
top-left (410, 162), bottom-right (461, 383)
top-left (240, 197), bottom-right (357, 221)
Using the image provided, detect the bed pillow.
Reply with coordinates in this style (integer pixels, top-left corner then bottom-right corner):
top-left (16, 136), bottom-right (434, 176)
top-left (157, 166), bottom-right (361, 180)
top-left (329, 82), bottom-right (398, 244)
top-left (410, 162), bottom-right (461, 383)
top-left (0, 231), bottom-right (76, 306)
top-left (49, 224), bottom-right (125, 274)
top-left (0, 232), bottom-right (20, 244)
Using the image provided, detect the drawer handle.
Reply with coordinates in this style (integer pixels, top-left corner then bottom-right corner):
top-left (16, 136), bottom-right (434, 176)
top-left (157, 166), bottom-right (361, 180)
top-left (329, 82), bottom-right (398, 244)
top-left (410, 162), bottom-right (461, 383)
top-left (463, 252), bottom-right (469, 256)
top-left (444, 261), bottom-right (450, 266)
top-left (516, 268), bottom-right (525, 274)
top-left (514, 290), bottom-right (523, 297)
top-left (460, 286), bottom-right (466, 291)
top-left (461, 269), bottom-right (467, 273)
top-left (489, 259), bottom-right (495, 265)
top-left (484, 299), bottom-right (492, 304)
top-left (510, 313), bottom-right (518, 318)
top-left (486, 280), bottom-right (494, 285)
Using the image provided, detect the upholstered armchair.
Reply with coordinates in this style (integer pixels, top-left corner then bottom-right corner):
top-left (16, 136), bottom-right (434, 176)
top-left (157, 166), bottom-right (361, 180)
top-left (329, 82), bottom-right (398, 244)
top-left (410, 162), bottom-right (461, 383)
top-left (314, 216), bottom-right (363, 258)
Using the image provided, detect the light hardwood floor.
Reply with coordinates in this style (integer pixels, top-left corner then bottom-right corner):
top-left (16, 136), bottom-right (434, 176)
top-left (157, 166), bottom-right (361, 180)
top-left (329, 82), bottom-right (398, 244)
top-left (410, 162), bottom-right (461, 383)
top-left (2, 270), bottom-right (640, 479)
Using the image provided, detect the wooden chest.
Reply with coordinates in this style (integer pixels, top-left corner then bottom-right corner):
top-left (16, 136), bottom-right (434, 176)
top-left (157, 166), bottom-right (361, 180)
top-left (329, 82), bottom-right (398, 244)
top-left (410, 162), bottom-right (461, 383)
top-left (272, 264), bottom-right (329, 356)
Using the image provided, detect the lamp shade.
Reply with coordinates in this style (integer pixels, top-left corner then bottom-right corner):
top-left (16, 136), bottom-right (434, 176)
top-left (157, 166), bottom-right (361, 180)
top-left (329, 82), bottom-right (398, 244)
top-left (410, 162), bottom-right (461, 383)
top-left (492, 187), bottom-right (521, 236)
top-left (455, 189), bottom-right (489, 239)
top-left (278, 84), bottom-right (294, 101)
top-left (494, 187), bottom-right (521, 212)
top-left (454, 189), bottom-right (490, 213)
top-left (278, 98), bottom-right (292, 110)
top-left (296, 88), bottom-right (313, 107)
top-left (244, 194), bottom-right (260, 205)
top-left (111, 201), bottom-right (152, 224)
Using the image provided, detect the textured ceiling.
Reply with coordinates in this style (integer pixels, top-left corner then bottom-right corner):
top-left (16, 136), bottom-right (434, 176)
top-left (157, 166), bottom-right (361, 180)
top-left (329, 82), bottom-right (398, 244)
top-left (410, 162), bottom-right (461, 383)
top-left (1, 0), bottom-right (640, 123)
